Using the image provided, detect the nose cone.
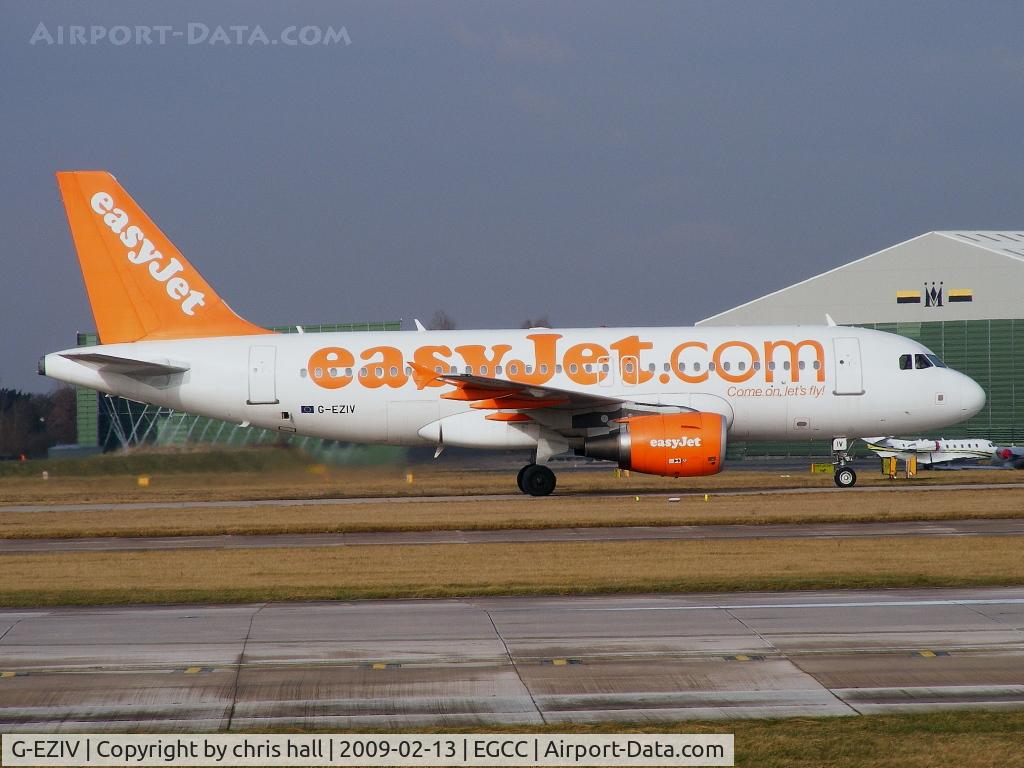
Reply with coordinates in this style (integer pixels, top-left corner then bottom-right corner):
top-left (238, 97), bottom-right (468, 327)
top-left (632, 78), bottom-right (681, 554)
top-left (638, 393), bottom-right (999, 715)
top-left (961, 375), bottom-right (986, 418)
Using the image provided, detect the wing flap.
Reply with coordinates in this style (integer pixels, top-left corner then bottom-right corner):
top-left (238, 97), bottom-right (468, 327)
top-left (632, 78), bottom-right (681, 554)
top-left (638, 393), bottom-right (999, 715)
top-left (412, 363), bottom-right (623, 411)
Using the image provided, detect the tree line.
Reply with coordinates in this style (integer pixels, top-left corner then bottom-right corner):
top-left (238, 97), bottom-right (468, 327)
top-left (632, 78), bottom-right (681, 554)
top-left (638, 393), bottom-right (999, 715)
top-left (0, 388), bottom-right (77, 459)
top-left (427, 311), bottom-right (552, 330)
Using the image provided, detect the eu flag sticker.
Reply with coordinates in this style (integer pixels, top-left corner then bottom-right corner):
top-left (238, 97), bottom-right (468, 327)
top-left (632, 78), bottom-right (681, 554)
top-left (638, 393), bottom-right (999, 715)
top-left (300, 405), bottom-right (315, 414)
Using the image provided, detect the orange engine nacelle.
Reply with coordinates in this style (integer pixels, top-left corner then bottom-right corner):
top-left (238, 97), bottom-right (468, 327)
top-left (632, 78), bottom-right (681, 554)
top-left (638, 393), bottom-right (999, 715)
top-left (577, 412), bottom-right (726, 477)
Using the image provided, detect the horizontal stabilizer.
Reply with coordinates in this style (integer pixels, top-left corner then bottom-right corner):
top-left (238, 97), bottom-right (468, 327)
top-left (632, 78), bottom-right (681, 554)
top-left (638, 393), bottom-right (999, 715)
top-left (60, 352), bottom-right (190, 377)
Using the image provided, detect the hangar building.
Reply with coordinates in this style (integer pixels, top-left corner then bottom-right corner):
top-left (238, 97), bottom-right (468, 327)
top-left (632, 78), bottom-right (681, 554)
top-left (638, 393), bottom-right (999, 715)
top-left (699, 231), bottom-right (1024, 453)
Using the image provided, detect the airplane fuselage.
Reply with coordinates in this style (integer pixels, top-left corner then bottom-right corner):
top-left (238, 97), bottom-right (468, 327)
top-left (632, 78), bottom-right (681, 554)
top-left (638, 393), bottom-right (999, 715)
top-left (44, 325), bottom-right (985, 448)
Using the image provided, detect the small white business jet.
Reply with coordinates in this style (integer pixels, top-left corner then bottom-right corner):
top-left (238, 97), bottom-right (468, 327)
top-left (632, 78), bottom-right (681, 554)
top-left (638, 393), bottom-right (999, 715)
top-left (863, 437), bottom-right (997, 466)
top-left (40, 172), bottom-right (986, 493)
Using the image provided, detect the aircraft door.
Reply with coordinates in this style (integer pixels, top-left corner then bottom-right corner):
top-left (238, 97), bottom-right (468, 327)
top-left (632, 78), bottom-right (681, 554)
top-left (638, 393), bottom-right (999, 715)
top-left (832, 337), bottom-right (864, 396)
top-left (247, 345), bottom-right (279, 404)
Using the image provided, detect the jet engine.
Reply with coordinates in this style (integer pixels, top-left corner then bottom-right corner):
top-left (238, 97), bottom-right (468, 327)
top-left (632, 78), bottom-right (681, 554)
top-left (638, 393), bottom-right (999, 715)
top-left (577, 412), bottom-right (726, 477)
top-left (997, 447), bottom-right (1024, 469)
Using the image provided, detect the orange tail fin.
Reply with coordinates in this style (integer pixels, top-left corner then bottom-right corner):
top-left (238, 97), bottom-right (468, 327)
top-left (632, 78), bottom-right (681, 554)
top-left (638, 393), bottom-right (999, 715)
top-left (56, 171), bottom-right (269, 344)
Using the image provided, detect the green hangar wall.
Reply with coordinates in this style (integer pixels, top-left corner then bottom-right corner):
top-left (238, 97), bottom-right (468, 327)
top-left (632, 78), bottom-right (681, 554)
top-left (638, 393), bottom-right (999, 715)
top-left (859, 319), bottom-right (1024, 445)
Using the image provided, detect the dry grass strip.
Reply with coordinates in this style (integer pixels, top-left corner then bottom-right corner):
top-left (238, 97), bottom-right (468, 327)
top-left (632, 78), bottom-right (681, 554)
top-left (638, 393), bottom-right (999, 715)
top-left (1, 487), bottom-right (1022, 540)
top-left (0, 535), bottom-right (1020, 606)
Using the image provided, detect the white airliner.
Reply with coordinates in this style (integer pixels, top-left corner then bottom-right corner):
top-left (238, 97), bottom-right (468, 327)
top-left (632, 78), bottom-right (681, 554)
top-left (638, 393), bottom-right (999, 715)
top-left (863, 437), bottom-right (997, 466)
top-left (40, 172), bottom-right (986, 493)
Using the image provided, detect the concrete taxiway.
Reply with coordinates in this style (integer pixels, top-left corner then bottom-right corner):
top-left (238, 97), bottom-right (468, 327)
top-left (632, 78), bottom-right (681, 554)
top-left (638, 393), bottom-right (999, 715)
top-left (3, 481), bottom-right (1024, 514)
top-left (1, 587), bottom-right (1023, 730)
top-left (1, 517), bottom-right (1022, 554)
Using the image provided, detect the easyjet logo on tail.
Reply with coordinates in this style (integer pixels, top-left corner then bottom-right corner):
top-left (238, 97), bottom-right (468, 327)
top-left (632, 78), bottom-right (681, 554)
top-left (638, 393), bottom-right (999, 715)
top-left (90, 192), bottom-right (206, 316)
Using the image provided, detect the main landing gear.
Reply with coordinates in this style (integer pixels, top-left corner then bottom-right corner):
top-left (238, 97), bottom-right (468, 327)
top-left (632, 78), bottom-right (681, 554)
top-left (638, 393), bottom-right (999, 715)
top-left (831, 437), bottom-right (857, 488)
top-left (517, 463), bottom-right (557, 496)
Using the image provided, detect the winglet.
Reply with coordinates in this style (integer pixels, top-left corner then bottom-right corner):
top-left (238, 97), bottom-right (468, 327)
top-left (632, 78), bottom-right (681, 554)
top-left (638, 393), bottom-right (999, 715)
top-left (56, 171), bottom-right (270, 344)
top-left (414, 318), bottom-right (427, 332)
top-left (825, 313), bottom-right (837, 327)
top-left (408, 360), bottom-right (443, 390)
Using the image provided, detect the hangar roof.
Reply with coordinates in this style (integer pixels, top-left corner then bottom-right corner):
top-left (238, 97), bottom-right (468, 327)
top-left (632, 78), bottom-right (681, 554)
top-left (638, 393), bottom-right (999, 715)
top-left (698, 231), bottom-right (1024, 327)
top-left (942, 231), bottom-right (1024, 261)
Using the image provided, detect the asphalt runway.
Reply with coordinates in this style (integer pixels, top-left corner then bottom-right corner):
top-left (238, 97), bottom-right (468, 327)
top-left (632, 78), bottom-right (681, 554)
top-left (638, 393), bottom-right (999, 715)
top-left (3, 481), bottom-right (1024, 514)
top-left (1, 587), bottom-right (1022, 730)
top-left (2, 518), bottom-right (1023, 554)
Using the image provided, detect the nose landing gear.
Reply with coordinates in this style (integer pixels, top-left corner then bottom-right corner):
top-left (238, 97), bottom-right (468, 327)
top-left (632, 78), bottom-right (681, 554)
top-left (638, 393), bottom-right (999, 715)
top-left (517, 463), bottom-right (557, 496)
top-left (831, 437), bottom-right (857, 488)
top-left (834, 465), bottom-right (857, 488)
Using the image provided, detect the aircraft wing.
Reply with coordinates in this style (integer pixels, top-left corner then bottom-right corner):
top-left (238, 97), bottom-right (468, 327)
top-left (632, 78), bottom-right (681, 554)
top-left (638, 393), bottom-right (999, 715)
top-left (60, 352), bottom-right (190, 377)
top-left (414, 365), bottom-right (624, 416)
top-left (861, 438), bottom-right (915, 461)
top-left (862, 438), bottom-right (895, 454)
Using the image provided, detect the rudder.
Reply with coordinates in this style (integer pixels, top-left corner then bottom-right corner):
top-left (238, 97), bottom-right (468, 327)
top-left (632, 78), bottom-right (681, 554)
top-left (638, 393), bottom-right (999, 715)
top-left (56, 171), bottom-right (269, 344)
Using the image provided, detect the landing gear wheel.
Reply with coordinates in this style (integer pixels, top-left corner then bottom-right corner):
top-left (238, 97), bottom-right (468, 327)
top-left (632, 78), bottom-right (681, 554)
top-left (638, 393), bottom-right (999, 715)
top-left (834, 467), bottom-right (857, 488)
top-left (521, 464), bottom-right (556, 497)
top-left (516, 464), bottom-right (531, 493)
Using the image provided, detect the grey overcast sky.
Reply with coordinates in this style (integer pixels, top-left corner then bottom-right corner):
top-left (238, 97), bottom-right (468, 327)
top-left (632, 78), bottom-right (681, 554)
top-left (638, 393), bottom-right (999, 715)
top-left (2, 1), bottom-right (1023, 391)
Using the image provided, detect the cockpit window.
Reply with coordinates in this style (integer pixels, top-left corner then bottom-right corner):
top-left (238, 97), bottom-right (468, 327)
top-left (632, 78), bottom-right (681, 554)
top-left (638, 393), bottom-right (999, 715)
top-left (914, 354), bottom-right (932, 369)
top-left (899, 354), bottom-right (912, 370)
top-left (926, 354), bottom-right (947, 368)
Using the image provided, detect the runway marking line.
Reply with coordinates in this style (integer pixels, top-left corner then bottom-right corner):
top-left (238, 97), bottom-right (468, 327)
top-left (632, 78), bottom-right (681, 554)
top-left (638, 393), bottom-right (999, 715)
top-left (573, 597), bottom-right (1024, 612)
